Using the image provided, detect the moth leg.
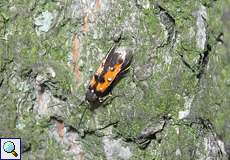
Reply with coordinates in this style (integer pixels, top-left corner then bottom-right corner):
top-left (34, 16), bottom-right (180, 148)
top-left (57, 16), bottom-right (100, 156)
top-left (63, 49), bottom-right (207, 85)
top-left (99, 96), bottom-right (108, 103)
top-left (98, 91), bottom-right (113, 103)
top-left (120, 66), bottom-right (130, 74)
top-left (108, 92), bottom-right (113, 97)
top-left (102, 93), bottom-right (122, 107)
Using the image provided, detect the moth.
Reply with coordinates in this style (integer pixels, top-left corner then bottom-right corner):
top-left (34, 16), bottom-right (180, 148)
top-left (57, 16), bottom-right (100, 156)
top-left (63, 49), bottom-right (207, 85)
top-left (86, 44), bottom-right (133, 105)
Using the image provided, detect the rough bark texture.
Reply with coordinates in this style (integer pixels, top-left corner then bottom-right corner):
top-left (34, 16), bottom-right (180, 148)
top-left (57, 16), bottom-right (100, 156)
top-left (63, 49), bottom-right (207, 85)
top-left (0, 0), bottom-right (229, 160)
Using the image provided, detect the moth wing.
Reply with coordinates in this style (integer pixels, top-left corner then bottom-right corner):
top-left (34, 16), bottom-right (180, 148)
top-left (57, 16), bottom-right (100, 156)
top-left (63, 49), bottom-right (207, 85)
top-left (120, 50), bottom-right (133, 72)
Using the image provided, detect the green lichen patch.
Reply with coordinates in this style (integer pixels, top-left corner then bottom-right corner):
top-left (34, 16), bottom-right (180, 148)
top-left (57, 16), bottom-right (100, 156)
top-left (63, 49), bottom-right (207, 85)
top-left (81, 134), bottom-right (106, 160)
top-left (17, 118), bottom-right (68, 159)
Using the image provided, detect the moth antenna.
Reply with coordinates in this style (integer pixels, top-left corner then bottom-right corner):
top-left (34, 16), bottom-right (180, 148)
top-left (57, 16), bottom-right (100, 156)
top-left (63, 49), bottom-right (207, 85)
top-left (76, 99), bottom-right (89, 130)
top-left (77, 105), bottom-right (88, 129)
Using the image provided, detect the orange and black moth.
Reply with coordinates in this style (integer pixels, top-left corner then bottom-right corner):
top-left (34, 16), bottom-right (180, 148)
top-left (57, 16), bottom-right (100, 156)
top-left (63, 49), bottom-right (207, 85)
top-left (86, 44), bottom-right (133, 104)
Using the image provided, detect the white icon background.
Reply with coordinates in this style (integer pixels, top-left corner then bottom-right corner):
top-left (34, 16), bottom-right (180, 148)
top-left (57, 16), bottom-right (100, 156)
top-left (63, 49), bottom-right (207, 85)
top-left (1, 138), bottom-right (21, 160)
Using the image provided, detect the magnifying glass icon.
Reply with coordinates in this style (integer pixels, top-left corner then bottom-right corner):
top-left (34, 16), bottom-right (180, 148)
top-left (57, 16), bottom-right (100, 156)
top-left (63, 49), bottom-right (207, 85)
top-left (3, 141), bottom-right (18, 157)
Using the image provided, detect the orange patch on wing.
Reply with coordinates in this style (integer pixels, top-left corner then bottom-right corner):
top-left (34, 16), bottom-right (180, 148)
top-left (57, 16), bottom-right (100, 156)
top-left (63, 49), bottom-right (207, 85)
top-left (96, 63), bottom-right (104, 75)
top-left (89, 76), bottom-right (96, 87)
top-left (96, 63), bottom-right (122, 92)
top-left (89, 60), bottom-right (105, 87)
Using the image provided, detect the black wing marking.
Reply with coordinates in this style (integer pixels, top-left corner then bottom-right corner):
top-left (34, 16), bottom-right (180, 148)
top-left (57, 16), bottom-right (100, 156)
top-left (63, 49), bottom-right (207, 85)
top-left (101, 44), bottom-right (120, 74)
top-left (121, 50), bottom-right (133, 71)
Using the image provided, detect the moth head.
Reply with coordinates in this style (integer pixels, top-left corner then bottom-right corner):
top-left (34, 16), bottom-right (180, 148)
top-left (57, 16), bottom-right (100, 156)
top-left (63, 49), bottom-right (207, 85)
top-left (86, 89), bottom-right (98, 102)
